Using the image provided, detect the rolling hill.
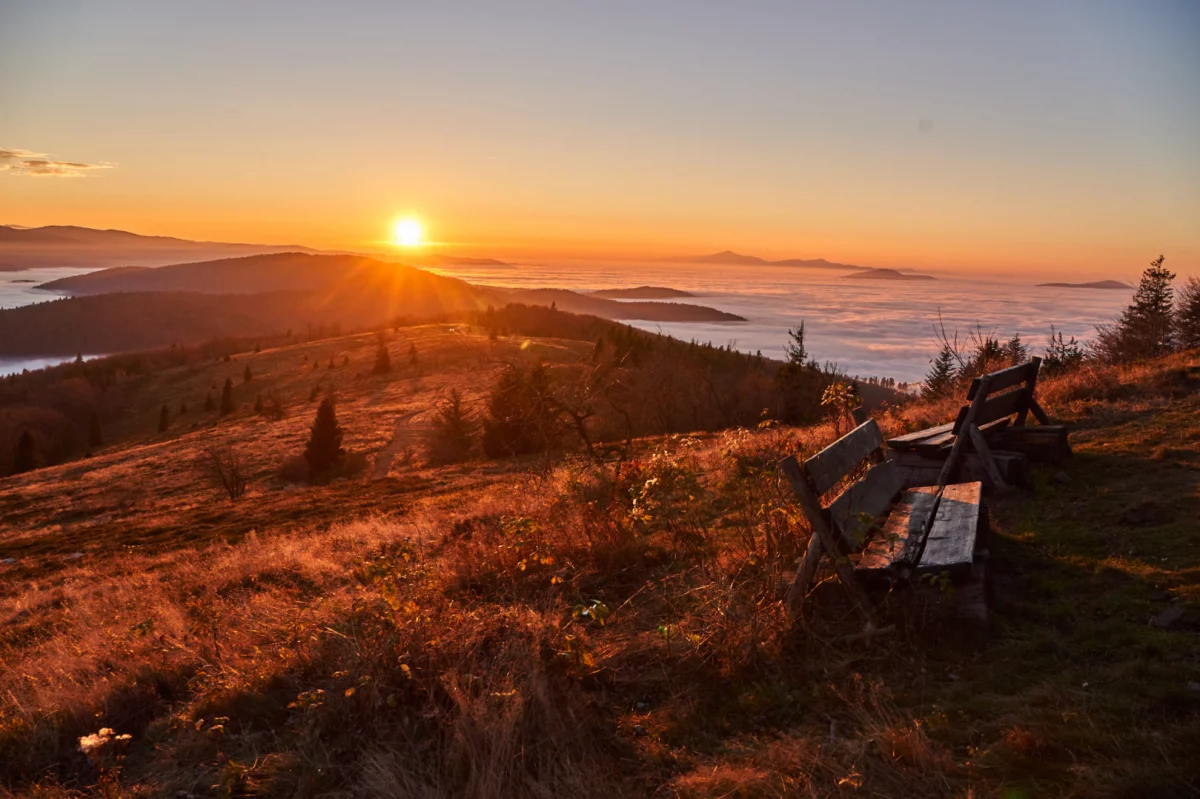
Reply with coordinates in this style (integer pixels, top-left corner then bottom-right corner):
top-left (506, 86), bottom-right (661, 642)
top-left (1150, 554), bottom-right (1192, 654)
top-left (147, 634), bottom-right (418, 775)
top-left (0, 224), bottom-right (325, 269)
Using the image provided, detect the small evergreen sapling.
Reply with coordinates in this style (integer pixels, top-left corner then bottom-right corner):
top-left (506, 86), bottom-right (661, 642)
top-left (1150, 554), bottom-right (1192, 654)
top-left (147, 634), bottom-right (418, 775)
top-left (220, 378), bottom-right (235, 415)
top-left (304, 397), bottom-right (345, 481)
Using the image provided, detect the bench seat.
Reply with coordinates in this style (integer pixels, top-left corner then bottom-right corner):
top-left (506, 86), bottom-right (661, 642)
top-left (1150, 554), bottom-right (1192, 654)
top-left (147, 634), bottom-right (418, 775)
top-left (856, 482), bottom-right (984, 578)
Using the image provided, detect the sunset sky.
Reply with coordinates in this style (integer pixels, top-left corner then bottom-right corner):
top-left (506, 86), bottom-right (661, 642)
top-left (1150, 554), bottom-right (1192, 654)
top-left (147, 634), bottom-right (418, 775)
top-left (2, 1), bottom-right (1197, 275)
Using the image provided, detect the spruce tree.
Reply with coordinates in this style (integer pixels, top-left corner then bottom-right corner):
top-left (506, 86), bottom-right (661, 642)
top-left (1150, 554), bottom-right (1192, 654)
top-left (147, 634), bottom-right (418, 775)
top-left (373, 344), bottom-right (391, 374)
top-left (1097, 255), bottom-right (1176, 361)
top-left (783, 322), bottom-right (809, 366)
top-left (1176, 276), bottom-right (1200, 351)
top-left (304, 397), bottom-right (345, 481)
top-left (427, 389), bottom-right (476, 464)
top-left (220, 378), bottom-right (235, 415)
top-left (1003, 333), bottom-right (1029, 366)
top-left (243, 365), bottom-right (253, 382)
top-left (254, 394), bottom-right (264, 414)
top-left (88, 412), bottom-right (104, 448)
top-left (408, 344), bottom-right (418, 367)
top-left (158, 404), bottom-right (169, 433)
top-left (13, 430), bottom-right (35, 474)
top-left (180, 401), bottom-right (188, 415)
top-left (204, 392), bottom-right (215, 412)
top-left (923, 344), bottom-right (958, 399)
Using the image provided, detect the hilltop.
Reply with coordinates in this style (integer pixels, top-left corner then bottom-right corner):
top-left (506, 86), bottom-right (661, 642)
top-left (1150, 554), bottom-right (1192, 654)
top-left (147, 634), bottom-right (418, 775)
top-left (590, 286), bottom-right (696, 299)
top-left (1038, 280), bottom-right (1132, 290)
top-left (0, 331), bottom-right (1195, 796)
top-left (0, 224), bottom-right (324, 270)
top-left (846, 267), bottom-right (936, 281)
top-left (664, 251), bottom-right (872, 271)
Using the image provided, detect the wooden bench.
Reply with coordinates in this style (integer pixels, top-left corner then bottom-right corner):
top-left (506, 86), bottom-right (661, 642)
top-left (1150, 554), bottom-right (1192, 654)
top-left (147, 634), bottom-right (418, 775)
top-left (780, 419), bottom-right (989, 624)
top-left (888, 357), bottom-right (1070, 491)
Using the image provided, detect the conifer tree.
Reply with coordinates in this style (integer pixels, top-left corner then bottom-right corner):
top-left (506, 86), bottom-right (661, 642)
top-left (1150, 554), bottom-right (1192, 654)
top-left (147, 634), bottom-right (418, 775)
top-left (408, 344), bottom-right (419, 367)
top-left (427, 389), bottom-right (476, 464)
top-left (243, 365), bottom-right (252, 382)
top-left (1003, 333), bottom-right (1029, 366)
top-left (158, 404), bottom-right (170, 433)
top-left (923, 344), bottom-right (958, 399)
top-left (373, 343), bottom-right (391, 374)
top-left (13, 430), bottom-right (35, 474)
top-left (220, 378), bottom-right (235, 415)
top-left (204, 392), bottom-right (215, 412)
top-left (88, 412), bottom-right (104, 448)
top-left (180, 401), bottom-right (188, 415)
top-left (783, 322), bottom-right (809, 367)
top-left (1097, 255), bottom-right (1176, 362)
top-left (254, 394), bottom-right (264, 414)
top-left (1176, 276), bottom-right (1200, 351)
top-left (304, 397), bottom-right (345, 481)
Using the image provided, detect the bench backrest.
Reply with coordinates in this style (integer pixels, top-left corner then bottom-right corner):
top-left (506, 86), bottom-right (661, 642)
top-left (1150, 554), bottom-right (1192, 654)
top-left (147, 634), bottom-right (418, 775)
top-left (801, 419), bottom-right (902, 546)
top-left (951, 356), bottom-right (1042, 434)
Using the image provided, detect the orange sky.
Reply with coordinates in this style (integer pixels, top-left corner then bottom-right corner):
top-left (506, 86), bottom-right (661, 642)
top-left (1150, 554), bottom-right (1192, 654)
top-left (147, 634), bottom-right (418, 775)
top-left (2, 4), bottom-right (1197, 278)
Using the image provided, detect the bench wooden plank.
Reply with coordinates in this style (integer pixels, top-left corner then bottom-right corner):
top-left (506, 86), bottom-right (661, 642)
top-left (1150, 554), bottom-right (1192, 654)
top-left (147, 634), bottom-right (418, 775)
top-left (886, 421), bottom-right (955, 450)
top-left (915, 482), bottom-right (982, 573)
top-left (804, 419), bottom-right (884, 495)
top-left (911, 417), bottom-right (1011, 455)
top-left (967, 388), bottom-right (1027, 429)
top-left (856, 489), bottom-right (938, 573)
top-left (827, 459), bottom-right (902, 547)
top-left (966, 361), bottom-right (1036, 400)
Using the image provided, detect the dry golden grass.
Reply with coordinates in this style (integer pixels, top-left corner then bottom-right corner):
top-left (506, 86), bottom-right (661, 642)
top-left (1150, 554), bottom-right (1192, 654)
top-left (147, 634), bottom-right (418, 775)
top-left (1, 342), bottom-right (1197, 797)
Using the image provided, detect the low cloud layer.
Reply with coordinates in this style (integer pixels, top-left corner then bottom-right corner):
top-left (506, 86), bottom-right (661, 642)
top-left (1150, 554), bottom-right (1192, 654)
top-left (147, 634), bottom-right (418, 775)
top-left (0, 148), bottom-right (114, 177)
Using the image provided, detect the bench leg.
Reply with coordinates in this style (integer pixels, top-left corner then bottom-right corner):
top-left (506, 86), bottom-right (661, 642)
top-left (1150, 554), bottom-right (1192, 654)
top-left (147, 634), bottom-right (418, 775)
top-left (966, 423), bottom-right (1009, 494)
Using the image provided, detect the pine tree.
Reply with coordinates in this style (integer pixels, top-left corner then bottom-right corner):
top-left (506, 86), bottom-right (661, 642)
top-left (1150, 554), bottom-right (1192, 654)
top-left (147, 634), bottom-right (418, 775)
top-left (1043, 326), bottom-right (1085, 377)
top-left (220, 378), bottom-right (235, 415)
top-left (373, 344), bottom-right (391, 374)
top-left (1176, 276), bottom-right (1200, 351)
top-left (1097, 255), bottom-right (1176, 362)
top-left (783, 322), bottom-right (809, 366)
top-left (1003, 333), bottom-right (1029, 366)
top-left (204, 392), bottom-right (215, 412)
top-left (481, 364), bottom-right (560, 457)
top-left (13, 430), bottom-right (35, 474)
top-left (427, 389), bottom-right (476, 464)
top-left (88, 412), bottom-right (104, 448)
top-left (180, 401), bottom-right (188, 415)
top-left (254, 394), bottom-right (264, 414)
top-left (243, 365), bottom-right (252, 382)
top-left (158, 404), bottom-right (170, 433)
top-left (304, 397), bottom-right (345, 481)
top-left (408, 344), bottom-right (419, 367)
top-left (923, 344), bottom-right (958, 399)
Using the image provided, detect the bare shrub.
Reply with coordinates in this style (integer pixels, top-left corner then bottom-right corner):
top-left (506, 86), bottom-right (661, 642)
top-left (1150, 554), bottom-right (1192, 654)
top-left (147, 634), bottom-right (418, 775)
top-left (205, 445), bottom-right (247, 500)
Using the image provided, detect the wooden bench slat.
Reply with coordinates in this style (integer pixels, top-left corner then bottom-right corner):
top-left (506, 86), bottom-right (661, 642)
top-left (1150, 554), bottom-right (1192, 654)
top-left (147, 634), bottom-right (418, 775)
top-left (856, 489), bottom-right (938, 573)
top-left (804, 419), bottom-right (884, 495)
top-left (966, 361), bottom-right (1037, 400)
top-left (969, 388), bottom-right (1027, 429)
top-left (915, 482), bottom-right (982, 573)
top-left (827, 459), bottom-right (902, 547)
top-left (886, 421), bottom-right (955, 450)
top-left (912, 417), bottom-right (1011, 455)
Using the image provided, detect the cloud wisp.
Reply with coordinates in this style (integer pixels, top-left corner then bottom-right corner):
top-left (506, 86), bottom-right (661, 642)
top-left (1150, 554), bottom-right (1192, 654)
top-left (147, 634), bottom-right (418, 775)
top-left (0, 148), bottom-right (115, 177)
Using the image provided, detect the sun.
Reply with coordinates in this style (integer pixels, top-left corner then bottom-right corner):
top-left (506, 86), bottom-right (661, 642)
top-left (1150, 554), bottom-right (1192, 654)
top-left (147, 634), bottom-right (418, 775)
top-left (392, 218), bottom-right (424, 247)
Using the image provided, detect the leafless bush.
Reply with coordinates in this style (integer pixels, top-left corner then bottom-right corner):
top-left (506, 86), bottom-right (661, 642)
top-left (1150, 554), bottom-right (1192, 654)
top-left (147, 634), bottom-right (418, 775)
top-left (205, 445), bottom-right (247, 500)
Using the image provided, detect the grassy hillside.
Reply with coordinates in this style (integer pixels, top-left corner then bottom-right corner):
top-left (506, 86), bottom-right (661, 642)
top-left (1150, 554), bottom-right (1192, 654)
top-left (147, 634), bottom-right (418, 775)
top-left (0, 340), bottom-right (1195, 796)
